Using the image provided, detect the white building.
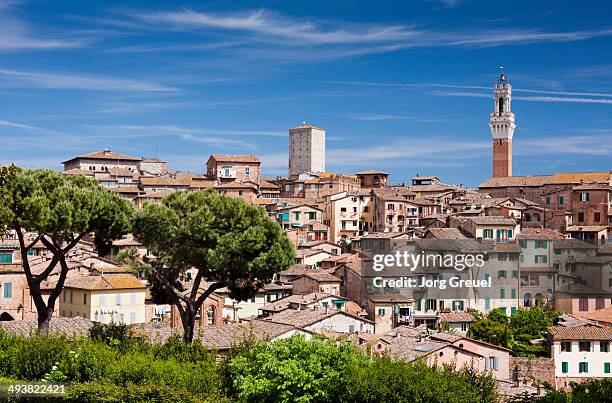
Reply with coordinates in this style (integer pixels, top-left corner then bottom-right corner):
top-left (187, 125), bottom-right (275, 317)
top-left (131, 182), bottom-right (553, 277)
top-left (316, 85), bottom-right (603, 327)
top-left (548, 325), bottom-right (612, 390)
top-left (288, 124), bottom-right (325, 180)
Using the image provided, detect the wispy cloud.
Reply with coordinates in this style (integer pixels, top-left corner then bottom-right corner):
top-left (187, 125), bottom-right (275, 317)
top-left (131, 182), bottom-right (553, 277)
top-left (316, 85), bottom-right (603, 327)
top-left (516, 135), bottom-right (612, 156)
top-left (433, 90), bottom-right (612, 105)
top-left (0, 2), bottom-right (87, 51)
top-left (0, 69), bottom-right (177, 92)
top-left (109, 8), bottom-right (612, 61)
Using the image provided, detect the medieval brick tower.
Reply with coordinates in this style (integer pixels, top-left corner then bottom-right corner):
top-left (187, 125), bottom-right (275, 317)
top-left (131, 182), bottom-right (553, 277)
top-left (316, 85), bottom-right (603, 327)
top-left (489, 72), bottom-right (516, 178)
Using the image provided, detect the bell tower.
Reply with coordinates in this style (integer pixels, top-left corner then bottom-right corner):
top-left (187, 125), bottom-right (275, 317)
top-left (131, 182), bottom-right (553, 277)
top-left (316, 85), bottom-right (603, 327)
top-left (489, 71), bottom-right (516, 178)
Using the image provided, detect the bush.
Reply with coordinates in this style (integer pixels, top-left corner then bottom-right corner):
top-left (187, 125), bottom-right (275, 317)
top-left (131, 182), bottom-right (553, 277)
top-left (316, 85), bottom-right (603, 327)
top-left (11, 334), bottom-right (69, 380)
top-left (223, 335), bottom-right (497, 403)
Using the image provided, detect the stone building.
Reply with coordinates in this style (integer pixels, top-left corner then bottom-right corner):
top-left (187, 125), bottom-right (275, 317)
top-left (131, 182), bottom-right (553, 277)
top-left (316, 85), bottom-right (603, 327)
top-left (288, 124), bottom-right (325, 180)
top-left (206, 154), bottom-right (261, 184)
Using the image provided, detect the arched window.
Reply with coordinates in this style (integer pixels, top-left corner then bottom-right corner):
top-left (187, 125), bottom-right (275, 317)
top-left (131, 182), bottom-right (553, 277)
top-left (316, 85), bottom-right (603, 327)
top-left (206, 306), bottom-right (216, 325)
top-left (498, 97), bottom-right (504, 114)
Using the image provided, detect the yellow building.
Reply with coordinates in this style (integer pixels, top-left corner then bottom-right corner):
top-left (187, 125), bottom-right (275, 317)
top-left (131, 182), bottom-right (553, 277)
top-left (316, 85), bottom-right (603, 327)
top-left (59, 274), bottom-right (147, 325)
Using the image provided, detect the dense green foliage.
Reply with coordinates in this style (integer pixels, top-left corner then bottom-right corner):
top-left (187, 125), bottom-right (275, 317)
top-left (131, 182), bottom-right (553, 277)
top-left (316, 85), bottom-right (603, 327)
top-left (133, 189), bottom-right (295, 341)
top-left (222, 335), bottom-right (497, 403)
top-left (0, 331), bottom-right (498, 402)
top-left (469, 307), bottom-right (560, 356)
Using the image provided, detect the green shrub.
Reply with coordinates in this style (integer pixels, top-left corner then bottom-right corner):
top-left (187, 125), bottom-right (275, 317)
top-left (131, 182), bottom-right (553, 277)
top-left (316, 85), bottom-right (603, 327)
top-left (11, 334), bottom-right (68, 380)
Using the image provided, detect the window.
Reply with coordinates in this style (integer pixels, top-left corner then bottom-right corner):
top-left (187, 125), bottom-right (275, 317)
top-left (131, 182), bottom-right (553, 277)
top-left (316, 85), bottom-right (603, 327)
top-left (511, 288), bottom-right (516, 299)
top-left (100, 295), bottom-right (105, 305)
top-left (500, 289), bottom-right (506, 299)
top-left (562, 362), bottom-right (569, 374)
top-left (484, 274), bottom-right (491, 283)
top-left (388, 204), bottom-right (395, 210)
top-left (535, 255), bottom-right (548, 264)
top-left (63, 289), bottom-right (67, 302)
top-left (83, 293), bottom-right (87, 305)
top-left (308, 212), bottom-right (317, 220)
top-left (579, 341), bottom-right (591, 352)
top-left (2, 282), bottom-right (12, 299)
top-left (0, 253), bottom-right (12, 263)
top-left (596, 297), bottom-right (605, 310)
top-left (70, 290), bottom-right (73, 304)
top-left (579, 362), bottom-right (589, 374)
top-left (485, 299), bottom-right (491, 310)
top-left (559, 196), bottom-right (564, 205)
top-left (130, 293), bottom-right (137, 305)
top-left (461, 323), bottom-right (467, 332)
top-left (378, 308), bottom-right (386, 316)
top-left (561, 342), bottom-right (572, 352)
top-left (115, 293), bottom-right (121, 305)
top-left (595, 212), bottom-right (601, 222)
top-left (580, 192), bottom-right (589, 202)
top-left (498, 270), bottom-right (507, 279)
top-left (244, 167), bottom-right (250, 177)
top-left (601, 341), bottom-right (610, 352)
top-left (520, 240), bottom-right (528, 248)
top-left (535, 240), bottom-right (547, 249)
top-left (546, 196), bottom-right (550, 205)
top-left (483, 229), bottom-right (494, 239)
top-left (605, 363), bottom-right (611, 374)
top-left (579, 297), bottom-right (589, 312)
top-left (512, 270), bottom-right (518, 279)
top-left (578, 212), bottom-right (585, 222)
top-left (129, 312), bottom-right (136, 324)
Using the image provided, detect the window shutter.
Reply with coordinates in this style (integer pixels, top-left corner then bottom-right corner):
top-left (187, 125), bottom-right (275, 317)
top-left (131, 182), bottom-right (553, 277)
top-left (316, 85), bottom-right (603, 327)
top-left (485, 358), bottom-right (490, 371)
top-left (494, 357), bottom-right (499, 370)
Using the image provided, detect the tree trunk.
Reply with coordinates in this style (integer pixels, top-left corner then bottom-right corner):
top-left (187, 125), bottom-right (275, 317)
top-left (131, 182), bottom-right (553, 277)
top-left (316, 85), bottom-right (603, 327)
top-left (182, 304), bottom-right (197, 343)
top-left (37, 308), bottom-right (53, 335)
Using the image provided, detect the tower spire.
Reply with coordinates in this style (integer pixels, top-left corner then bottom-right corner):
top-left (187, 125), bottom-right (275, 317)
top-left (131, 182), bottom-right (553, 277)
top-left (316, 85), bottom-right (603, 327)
top-left (490, 70), bottom-right (516, 178)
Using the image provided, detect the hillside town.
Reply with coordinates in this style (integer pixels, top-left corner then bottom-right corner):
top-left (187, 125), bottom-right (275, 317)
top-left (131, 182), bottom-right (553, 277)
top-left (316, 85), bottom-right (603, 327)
top-left (1, 73), bottom-right (611, 399)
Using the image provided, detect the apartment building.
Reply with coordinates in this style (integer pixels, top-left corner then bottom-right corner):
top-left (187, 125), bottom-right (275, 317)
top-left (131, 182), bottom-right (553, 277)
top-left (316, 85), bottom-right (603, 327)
top-left (518, 229), bottom-right (564, 307)
top-left (206, 154), bottom-right (261, 184)
top-left (548, 325), bottom-right (612, 389)
top-left (59, 274), bottom-right (147, 324)
top-left (355, 170), bottom-right (389, 189)
top-left (322, 191), bottom-right (371, 243)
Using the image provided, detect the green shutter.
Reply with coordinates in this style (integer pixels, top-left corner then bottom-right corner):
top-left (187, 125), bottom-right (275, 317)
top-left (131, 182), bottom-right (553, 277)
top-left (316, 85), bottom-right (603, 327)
top-left (500, 289), bottom-right (505, 298)
top-left (417, 299), bottom-right (422, 311)
top-left (511, 307), bottom-right (517, 315)
top-left (0, 253), bottom-right (12, 263)
top-left (3, 282), bottom-right (12, 299)
top-left (605, 363), bottom-right (611, 374)
top-left (562, 362), bottom-right (568, 374)
top-left (511, 289), bottom-right (516, 299)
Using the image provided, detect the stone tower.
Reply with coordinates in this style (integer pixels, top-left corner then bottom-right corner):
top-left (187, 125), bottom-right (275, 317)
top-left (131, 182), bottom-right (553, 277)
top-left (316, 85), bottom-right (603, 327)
top-left (489, 72), bottom-right (516, 178)
top-left (288, 123), bottom-right (326, 179)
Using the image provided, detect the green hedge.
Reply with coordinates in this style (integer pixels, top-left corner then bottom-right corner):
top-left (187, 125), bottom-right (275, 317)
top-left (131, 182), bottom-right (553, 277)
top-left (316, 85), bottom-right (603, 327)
top-left (0, 330), bottom-right (498, 402)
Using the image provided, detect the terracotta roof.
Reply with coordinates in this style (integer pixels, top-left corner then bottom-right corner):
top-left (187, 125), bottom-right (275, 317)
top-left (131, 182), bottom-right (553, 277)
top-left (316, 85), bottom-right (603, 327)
top-left (209, 154), bottom-right (260, 163)
top-left (0, 317), bottom-right (93, 338)
top-left (294, 272), bottom-right (341, 283)
top-left (278, 264), bottom-right (315, 276)
top-left (134, 189), bottom-right (174, 199)
top-left (63, 168), bottom-right (95, 176)
top-left (438, 311), bottom-right (475, 323)
top-left (355, 170), bottom-right (389, 175)
top-left (426, 228), bottom-right (466, 239)
top-left (63, 274), bottom-right (146, 290)
top-left (264, 308), bottom-right (372, 328)
top-left (548, 325), bottom-right (612, 341)
top-left (566, 225), bottom-right (608, 232)
top-left (112, 235), bottom-right (142, 247)
top-left (140, 176), bottom-right (191, 186)
top-left (556, 283), bottom-right (612, 296)
top-left (468, 216), bottom-right (516, 226)
top-left (553, 239), bottom-right (596, 250)
top-left (63, 150), bottom-right (141, 163)
top-left (517, 228), bottom-right (566, 240)
top-left (480, 172), bottom-right (611, 188)
top-left (368, 294), bottom-right (414, 303)
top-left (112, 186), bottom-right (141, 194)
top-left (580, 307), bottom-right (612, 324)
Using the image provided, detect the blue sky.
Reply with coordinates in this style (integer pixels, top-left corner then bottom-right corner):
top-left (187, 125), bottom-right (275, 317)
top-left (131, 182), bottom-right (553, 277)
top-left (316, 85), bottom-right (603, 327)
top-left (2, 0), bottom-right (612, 187)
